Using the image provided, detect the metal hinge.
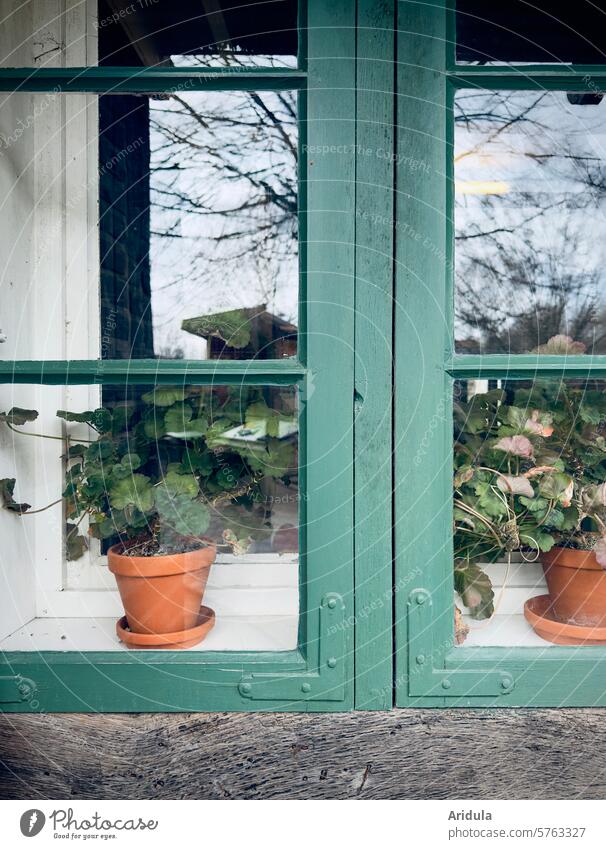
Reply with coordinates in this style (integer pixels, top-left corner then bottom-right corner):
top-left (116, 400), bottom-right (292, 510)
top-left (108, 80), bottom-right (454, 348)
top-left (408, 589), bottom-right (515, 697)
top-left (0, 675), bottom-right (36, 705)
top-left (238, 592), bottom-right (347, 702)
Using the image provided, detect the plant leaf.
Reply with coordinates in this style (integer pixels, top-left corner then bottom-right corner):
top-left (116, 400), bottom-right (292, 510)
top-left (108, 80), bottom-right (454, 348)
top-left (0, 477), bottom-right (31, 513)
top-left (57, 408), bottom-right (112, 432)
top-left (496, 474), bottom-right (534, 498)
top-left (0, 407), bottom-right (39, 426)
top-left (155, 489), bottom-right (210, 537)
top-left (454, 561), bottom-right (494, 620)
top-left (65, 522), bottom-right (88, 560)
top-left (109, 474), bottom-right (153, 512)
top-left (141, 387), bottom-right (187, 407)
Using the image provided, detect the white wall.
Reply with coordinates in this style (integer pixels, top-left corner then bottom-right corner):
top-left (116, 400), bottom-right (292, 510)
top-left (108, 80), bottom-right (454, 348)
top-left (0, 1), bottom-right (98, 635)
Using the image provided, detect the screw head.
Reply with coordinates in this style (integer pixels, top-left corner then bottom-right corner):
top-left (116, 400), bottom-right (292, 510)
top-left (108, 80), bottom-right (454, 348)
top-left (415, 654), bottom-right (426, 665)
top-left (301, 682), bottom-right (312, 693)
top-left (327, 598), bottom-right (337, 610)
top-left (240, 683), bottom-right (252, 695)
top-left (327, 657), bottom-right (337, 669)
top-left (442, 679), bottom-right (452, 690)
top-left (415, 593), bottom-right (426, 605)
top-left (501, 675), bottom-right (513, 691)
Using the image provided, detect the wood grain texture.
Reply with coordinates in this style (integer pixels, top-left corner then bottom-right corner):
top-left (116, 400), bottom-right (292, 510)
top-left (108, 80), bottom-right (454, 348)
top-left (2, 710), bottom-right (606, 799)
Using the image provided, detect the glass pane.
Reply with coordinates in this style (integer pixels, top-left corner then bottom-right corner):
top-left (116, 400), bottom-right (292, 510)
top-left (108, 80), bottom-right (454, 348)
top-left (456, 1), bottom-right (606, 65)
top-left (0, 91), bottom-right (298, 360)
top-left (0, 382), bottom-right (299, 651)
top-left (454, 377), bottom-right (606, 648)
top-left (454, 90), bottom-right (606, 355)
top-left (0, 1), bottom-right (298, 68)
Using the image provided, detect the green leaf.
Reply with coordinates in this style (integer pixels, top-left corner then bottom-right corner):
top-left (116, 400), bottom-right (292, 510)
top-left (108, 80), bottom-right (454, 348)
top-left (66, 443), bottom-right (88, 458)
top-left (0, 478), bottom-right (31, 513)
top-left (0, 407), bottom-right (39, 426)
top-left (454, 561), bottom-right (494, 620)
top-left (164, 403), bottom-right (193, 432)
top-left (155, 489), bottom-right (210, 537)
top-left (141, 387), bottom-right (186, 407)
top-left (181, 308), bottom-right (251, 349)
top-left (57, 408), bottom-right (112, 432)
top-left (182, 450), bottom-right (214, 476)
top-left (538, 472), bottom-right (572, 501)
top-left (65, 523), bottom-right (88, 561)
top-left (160, 470), bottom-right (199, 498)
top-left (142, 410), bottom-right (167, 440)
top-left (110, 403), bottom-right (135, 434)
top-left (109, 474), bottom-right (153, 512)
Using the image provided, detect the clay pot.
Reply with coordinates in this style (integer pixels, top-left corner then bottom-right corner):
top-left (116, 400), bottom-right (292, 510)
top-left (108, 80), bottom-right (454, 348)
top-left (108, 543), bottom-right (216, 635)
top-left (116, 606), bottom-right (215, 649)
top-left (524, 595), bottom-right (606, 645)
top-left (541, 546), bottom-right (606, 627)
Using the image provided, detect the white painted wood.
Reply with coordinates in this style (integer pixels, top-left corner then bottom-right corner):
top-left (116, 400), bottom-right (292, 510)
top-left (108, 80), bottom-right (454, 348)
top-left (461, 558), bottom-right (550, 647)
top-left (0, 613), bottom-right (299, 652)
top-left (462, 614), bottom-right (556, 648)
top-left (42, 561), bottom-right (300, 618)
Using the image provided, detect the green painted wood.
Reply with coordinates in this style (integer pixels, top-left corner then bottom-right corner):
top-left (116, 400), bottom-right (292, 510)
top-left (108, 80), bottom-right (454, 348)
top-left (0, 676), bottom-right (35, 704)
top-left (353, 0), bottom-right (395, 711)
top-left (394, 0), bottom-right (451, 708)
top-left (239, 593), bottom-right (346, 702)
top-left (0, 67), bottom-right (306, 93)
top-left (449, 355), bottom-right (606, 379)
top-left (0, 359), bottom-right (305, 385)
top-left (299, 0), bottom-right (357, 711)
top-left (449, 67), bottom-right (606, 90)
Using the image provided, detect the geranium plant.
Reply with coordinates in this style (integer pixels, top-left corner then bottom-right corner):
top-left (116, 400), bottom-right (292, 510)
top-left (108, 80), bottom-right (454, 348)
top-left (0, 385), bottom-right (297, 558)
top-left (454, 377), bottom-right (606, 620)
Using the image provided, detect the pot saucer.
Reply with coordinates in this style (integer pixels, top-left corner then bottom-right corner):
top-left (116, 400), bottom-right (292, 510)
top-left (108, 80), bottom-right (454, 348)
top-left (116, 606), bottom-right (215, 649)
top-left (524, 595), bottom-right (606, 645)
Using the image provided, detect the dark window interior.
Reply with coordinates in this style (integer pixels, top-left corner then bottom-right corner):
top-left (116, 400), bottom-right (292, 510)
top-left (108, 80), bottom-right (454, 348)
top-left (456, 1), bottom-right (606, 64)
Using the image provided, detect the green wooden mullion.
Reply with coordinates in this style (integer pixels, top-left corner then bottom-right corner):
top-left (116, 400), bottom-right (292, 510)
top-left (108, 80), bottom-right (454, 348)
top-left (394, 0), bottom-right (452, 708)
top-left (447, 67), bottom-right (606, 91)
top-left (301, 0), bottom-right (356, 709)
top-left (0, 359), bottom-right (306, 386)
top-left (448, 355), bottom-right (606, 379)
top-left (353, 0), bottom-right (395, 710)
top-left (0, 67), bottom-right (306, 93)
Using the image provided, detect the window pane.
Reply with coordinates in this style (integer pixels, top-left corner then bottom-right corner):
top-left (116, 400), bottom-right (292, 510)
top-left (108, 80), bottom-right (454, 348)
top-left (0, 1), bottom-right (298, 68)
top-left (456, 1), bottom-right (606, 65)
top-left (454, 377), bottom-right (606, 648)
top-left (0, 382), bottom-right (299, 651)
top-left (455, 90), bottom-right (606, 355)
top-left (0, 91), bottom-right (298, 360)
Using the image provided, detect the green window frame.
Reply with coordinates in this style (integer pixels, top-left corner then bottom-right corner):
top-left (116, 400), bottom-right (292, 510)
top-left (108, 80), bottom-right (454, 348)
top-left (0, 0), bottom-right (395, 714)
top-left (395, 0), bottom-right (606, 707)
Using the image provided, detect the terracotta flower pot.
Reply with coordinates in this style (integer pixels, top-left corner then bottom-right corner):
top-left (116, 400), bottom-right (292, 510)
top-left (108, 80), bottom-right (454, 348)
top-left (541, 546), bottom-right (606, 627)
top-left (108, 543), bottom-right (216, 635)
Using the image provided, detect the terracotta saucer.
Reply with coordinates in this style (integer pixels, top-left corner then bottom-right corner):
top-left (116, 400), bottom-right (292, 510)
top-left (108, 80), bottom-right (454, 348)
top-left (524, 595), bottom-right (606, 645)
top-left (116, 606), bottom-right (215, 649)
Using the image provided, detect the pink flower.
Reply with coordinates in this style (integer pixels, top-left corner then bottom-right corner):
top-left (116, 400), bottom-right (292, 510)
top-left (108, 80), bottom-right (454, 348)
top-left (524, 410), bottom-right (554, 438)
top-left (494, 435), bottom-right (534, 459)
